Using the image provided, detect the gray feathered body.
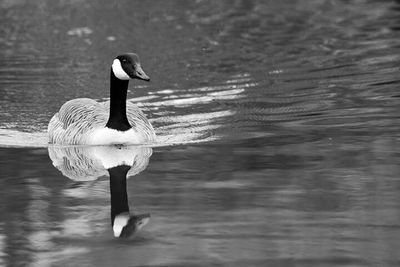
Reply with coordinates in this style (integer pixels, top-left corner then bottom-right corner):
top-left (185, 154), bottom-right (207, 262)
top-left (48, 98), bottom-right (156, 145)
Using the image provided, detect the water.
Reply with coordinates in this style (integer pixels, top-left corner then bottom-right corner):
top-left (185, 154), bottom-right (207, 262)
top-left (1, 0), bottom-right (400, 266)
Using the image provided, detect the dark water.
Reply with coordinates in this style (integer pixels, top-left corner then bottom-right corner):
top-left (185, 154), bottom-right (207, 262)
top-left (1, 0), bottom-right (400, 266)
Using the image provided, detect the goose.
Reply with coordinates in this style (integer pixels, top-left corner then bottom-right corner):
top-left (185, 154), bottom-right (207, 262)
top-left (48, 53), bottom-right (156, 145)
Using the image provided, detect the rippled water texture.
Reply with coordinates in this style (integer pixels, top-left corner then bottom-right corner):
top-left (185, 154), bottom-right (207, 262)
top-left (0, 0), bottom-right (400, 266)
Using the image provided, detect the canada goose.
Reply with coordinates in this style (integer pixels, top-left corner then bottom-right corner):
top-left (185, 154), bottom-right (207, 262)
top-left (48, 53), bottom-right (156, 145)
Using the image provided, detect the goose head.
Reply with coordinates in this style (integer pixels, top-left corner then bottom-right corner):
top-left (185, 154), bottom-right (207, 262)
top-left (111, 53), bottom-right (150, 81)
top-left (113, 212), bottom-right (151, 238)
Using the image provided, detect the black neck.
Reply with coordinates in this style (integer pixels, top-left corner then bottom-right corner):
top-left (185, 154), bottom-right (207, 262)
top-left (105, 69), bottom-right (132, 131)
top-left (108, 165), bottom-right (131, 225)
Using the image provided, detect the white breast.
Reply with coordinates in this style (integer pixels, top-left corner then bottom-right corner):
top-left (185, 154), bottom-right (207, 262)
top-left (112, 59), bottom-right (130, 80)
top-left (90, 146), bottom-right (137, 169)
top-left (87, 127), bottom-right (144, 145)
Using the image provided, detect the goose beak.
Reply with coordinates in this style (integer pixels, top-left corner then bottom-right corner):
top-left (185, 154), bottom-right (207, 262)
top-left (135, 64), bottom-right (150, 81)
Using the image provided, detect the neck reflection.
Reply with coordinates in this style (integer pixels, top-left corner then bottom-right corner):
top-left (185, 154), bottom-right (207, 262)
top-left (108, 164), bottom-right (150, 238)
top-left (48, 145), bottom-right (152, 238)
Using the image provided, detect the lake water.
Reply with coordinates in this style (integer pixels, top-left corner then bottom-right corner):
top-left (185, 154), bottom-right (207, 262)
top-left (1, 0), bottom-right (400, 266)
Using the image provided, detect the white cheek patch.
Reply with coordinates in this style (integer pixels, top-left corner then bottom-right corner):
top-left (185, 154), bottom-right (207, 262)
top-left (113, 214), bottom-right (129, 237)
top-left (112, 59), bottom-right (130, 80)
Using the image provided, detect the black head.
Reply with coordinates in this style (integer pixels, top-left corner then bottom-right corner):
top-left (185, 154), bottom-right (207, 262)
top-left (113, 213), bottom-right (151, 238)
top-left (111, 53), bottom-right (150, 81)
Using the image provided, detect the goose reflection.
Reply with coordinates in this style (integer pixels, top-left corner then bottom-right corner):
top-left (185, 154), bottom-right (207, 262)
top-left (48, 145), bottom-right (152, 238)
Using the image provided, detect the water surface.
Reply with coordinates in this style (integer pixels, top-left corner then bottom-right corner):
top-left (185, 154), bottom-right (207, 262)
top-left (0, 0), bottom-right (400, 266)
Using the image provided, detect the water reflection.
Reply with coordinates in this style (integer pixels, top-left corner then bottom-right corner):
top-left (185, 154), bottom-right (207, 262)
top-left (48, 145), bottom-right (152, 238)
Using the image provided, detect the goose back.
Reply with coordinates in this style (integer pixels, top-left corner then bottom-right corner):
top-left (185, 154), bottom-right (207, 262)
top-left (48, 98), bottom-right (155, 145)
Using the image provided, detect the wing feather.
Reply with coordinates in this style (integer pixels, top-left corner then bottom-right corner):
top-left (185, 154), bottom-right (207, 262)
top-left (48, 98), bottom-right (155, 144)
top-left (48, 98), bottom-right (108, 144)
top-left (126, 101), bottom-right (156, 141)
